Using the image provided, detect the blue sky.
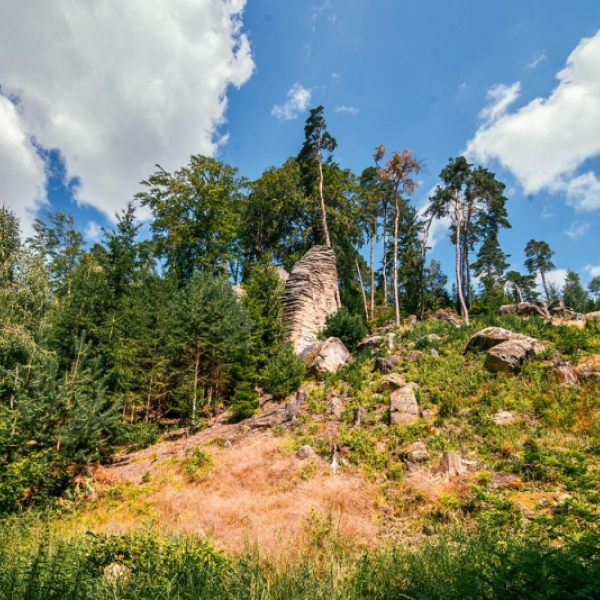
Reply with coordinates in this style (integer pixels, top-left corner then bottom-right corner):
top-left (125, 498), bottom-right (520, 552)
top-left (1, 0), bottom-right (600, 291)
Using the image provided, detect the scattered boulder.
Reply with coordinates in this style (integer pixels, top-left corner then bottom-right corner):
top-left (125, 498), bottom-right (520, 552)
top-left (430, 349), bottom-right (440, 358)
top-left (493, 410), bottom-right (517, 426)
top-left (282, 246), bottom-right (341, 354)
top-left (464, 327), bottom-right (544, 355)
top-left (491, 473), bottom-right (522, 490)
top-left (284, 399), bottom-right (301, 422)
top-left (377, 373), bottom-right (407, 392)
top-left (551, 353), bottom-right (579, 385)
top-left (373, 356), bottom-right (400, 374)
top-left (403, 441), bottom-right (429, 463)
top-left (104, 563), bottom-right (130, 583)
top-left (406, 350), bottom-right (423, 362)
top-left (387, 332), bottom-right (397, 352)
top-left (356, 335), bottom-right (384, 352)
top-left (423, 308), bottom-right (462, 326)
top-left (389, 387), bottom-right (419, 426)
top-left (484, 340), bottom-right (535, 373)
top-left (300, 337), bottom-right (350, 376)
top-left (574, 354), bottom-right (600, 379)
top-left (500, 302), bottom-right (550, 319)
top-left (327, 394), bottom-right (344, 419)
top-left (547, 299), bottom-right (578, 319)
top-left (296, 445), bottom-right (317, 460)
top-left (403, 381), bottom-right (421, 391)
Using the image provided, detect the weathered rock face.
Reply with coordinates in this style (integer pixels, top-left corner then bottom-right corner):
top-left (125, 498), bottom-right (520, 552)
top-left (377, 373), bottom-right (407, 392)
top-left (464, 327), bottom-right (544, 355)
top-left (373, 356), bottom-right (400, 374)
top-left (500, 302), bottom-right (550, 319)
top-left (299, 337), bottom-right (350, 376)
top-left (282, 246), bottom-right (341, 355)
top-left (575, 354), bottom-right (600, 379)
top-left (484, 340), bottom-right (535, 373)
top-left (389, 387), bottom-right (419, 426)
top-left (423, 308), bottom-right (462, 326)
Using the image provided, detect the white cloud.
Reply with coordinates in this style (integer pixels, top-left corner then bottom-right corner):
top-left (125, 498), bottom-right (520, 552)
top-left (478, 83), bottom-right (521, 123)
top-left (85, 221), bottom-right (103, 243)
top-left (0, 1), bottom-right (254, 223)
top-left (564, 220), bottom-right (591, 239)
top-left (537, 268), bottom-right (568, 295)
top-left (334, 105), bottom-right (358, 115)
top-left (527, 51), bottom-right (547, 70)
top-left (466, 29), bottom-right (600, 211)
top-left (0, 94), bottom-right (47, 234)
top-left (272, 83), bottom-right (312, 121)
top-left (417, 187), bottom-right (451, 250)
top-left (585, 263), bottom-right (600, 278)
top-left (541, 206), bottom-right (554, 219)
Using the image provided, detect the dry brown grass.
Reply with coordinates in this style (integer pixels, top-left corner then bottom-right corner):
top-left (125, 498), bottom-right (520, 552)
top-left (82, 422), bottom-right (379, 555)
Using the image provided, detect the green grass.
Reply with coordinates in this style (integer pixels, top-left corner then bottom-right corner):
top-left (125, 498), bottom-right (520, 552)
top-left (1, 517), bottom-right (600, 599)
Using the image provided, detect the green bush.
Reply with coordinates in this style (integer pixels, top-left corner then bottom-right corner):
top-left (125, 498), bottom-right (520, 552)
top-left (261, 343), bottom-right (305, 400)
top-left (229, 382), bottom-right (260, 422)
top-left (322, 307), bottom-right (368, 352)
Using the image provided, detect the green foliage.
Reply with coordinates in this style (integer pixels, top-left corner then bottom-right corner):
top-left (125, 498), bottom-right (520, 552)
top-left (322, 307), bottom-right (368, 352)
top-left (229, 382), bottom-right (260, 422)
top-left (262, 343), bottom-right (305, 400)
top-left (183, 448), bottom-right (214, 483)
top-left (562, 269), bottom-right (589, 312)
top-left (116, 423), bottom-right (160, 451)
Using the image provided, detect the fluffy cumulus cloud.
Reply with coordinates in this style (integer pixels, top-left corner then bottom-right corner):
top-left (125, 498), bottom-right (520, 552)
top-left (0, 94), bottom-right (47, 234)
top-left (466, 29), bottom-right (600, 211)
top-left (0, 0), bottom-right (254, 227)
top-left (272, 84), bottom-right (312, 121)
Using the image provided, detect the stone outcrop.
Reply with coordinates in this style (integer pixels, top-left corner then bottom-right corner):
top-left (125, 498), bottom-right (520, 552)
top-left (389, 387), bottom-right (419, 426)
top-left (377, 373), bottom-right (407, 392)
top-left (299, 337), bottom-right (350, 376)
top-left (500, 302), bottom-right (550, 319)
top-left (575, 354), bottom-right (600, 379)
top-left (356, 335), bottom-right (384, 352)
top-left (282, 246), bottom-right (341, 355)
top-left (373, 356), bottom-right (400, 374)
top-left (464, 327), bottom-right (544, 355)
top-left (484, 340), bottom-right (535, 373)
top-left (423, 308), bottom-right (462, 326)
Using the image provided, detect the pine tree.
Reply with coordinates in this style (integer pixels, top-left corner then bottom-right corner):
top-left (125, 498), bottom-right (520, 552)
top-left (524, 239), bottom-right (555, 301)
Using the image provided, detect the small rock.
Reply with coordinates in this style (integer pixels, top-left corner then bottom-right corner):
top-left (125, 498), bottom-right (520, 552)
top-left (296, 445), bottom-right (316, 460)
top-left (403, 441), bottom-right (429, 463)
top-left (284, 399), bottom-right (300, 421)
top-left (356, 335), bottom-right (384, 352)
top-left (493, 410), bottom-right (516, 426)
top-left (104, 563), bottom-right (130, 582)
top-left (439, 452), bottom-right (467, 477)
top-left (430, 348), bottom-right (440, 358)
top-left (575, 354), bottom-right (600, 379)
top-left (295, 388), bottom-right (309, 403)
top-left (500, 302), bottom-right (550, 319)
top-left (406, 350), bottom-right (423, 362)
top-left (423, 308), bottom-right (462, 325)
top-left (327, 395), bottom-right (344, 419)
top-left (374, 356), bottom-right (399, 374)
top-left (390, 387), bottom-right (419, 426)
top-left (377, 373), bottom-right (407, 392)
top-left (422, 408), bottom-right (438, 421)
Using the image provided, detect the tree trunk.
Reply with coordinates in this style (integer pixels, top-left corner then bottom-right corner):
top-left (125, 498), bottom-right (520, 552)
top-left (370, 233), bottom-right (375, 317)
top-left (317, 141), bottom-right (331, 247)
top-left (454, 191), bottom-right (469, 325)
top-left (382, 200), bottom-right (388, 306)
top-left (419, 215), bottom-right (434, 319)
top-left (540, 269), bottom-right (550, 301)
top-left (356, 259), bottom-right (369, 320)
top-left (192, 352), bottom-right (200, 424)
top-left (393, 194), bottom-right (401, 328)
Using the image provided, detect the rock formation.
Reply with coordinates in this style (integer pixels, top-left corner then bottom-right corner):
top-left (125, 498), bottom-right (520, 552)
top-left (282, 245), bottom-right (341, 354)
top-left (299, 337), bottom-right (350, 376)
top-left (389, 387), bottom-right (419, 426)
top-left (464, 327), bottom-right (545, 355)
